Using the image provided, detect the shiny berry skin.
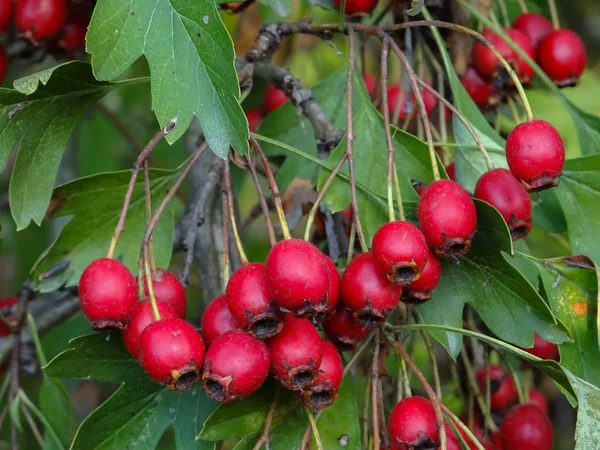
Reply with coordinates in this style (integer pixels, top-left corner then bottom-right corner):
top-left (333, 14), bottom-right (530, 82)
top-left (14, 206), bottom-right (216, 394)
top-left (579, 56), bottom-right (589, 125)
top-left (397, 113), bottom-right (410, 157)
top-left (417, 180), bottom-right (477, 258)
top-left (322, 255), bottom-right (340, 313)
top-left (0, 297), bottom-right (17, 337)
top-left (389, 396), bottom-right (439, 449)
top-left (79, 258), bottom-right (138, 330)
top-left (301, 338), bottom-right (344, 410)
top-left (528, 389), bottom-right (548, 414)
top-left (512, 13), bottom-right (553, 48)
top-left (506, 28), bottom-right (535, 85)
top-left (340, 252), bottom-right (402, 324)
top-left (461, 66), bottom-right (502, 109)
top-left (538, 29), bottom-right (587, 87)
top-left (501, 404), bottom-right (553, 450)
top-left (264, 85), bottom-right (288, 112)
top-left (472, 28), bottom-right (518, 81)
top-left (387, 84), bottom-right (437, 119)
top-left (475, 365), bottom-right (517, 411)
top-left (268, 314), bottom-right (323, 390)
top-left (402, 249), bottom-right (441, 304)
top-left (122, 299), bottom-right (177, 358)
top-left (323, 307), bottom-right (371, 349)
top-left (520, 333), bottom-right (559, 361)
top-left (265, 239), bottom-right (330, 318)
top-left (371, 221), bottom-right (429, 285)
top-left (474, 168), bottom-right (532, 240)
top-left (363, 72), bottom-right (376, 97)
top-left (144, 269), bottom-right (187, 318)
top-left (15, 0), bottom-right (68, 42)
top-left (202, 330), bottom-right (270, 402)
top-left (446, 163), bottom-right (456, 181)
top-left (0, 0), bottom-right (11, 32)
top-left (139, 318), bottom-right (205, 391)
top-left (226, 263), bottom-right (282, 339)
top-left (201, 295), bottom-right (241, 347)
top-left (58, 11), bottom-right (89, 55)
top-left (505, 119), bottom-right (565, 191)
top-left (333, 0), bottom-right (377, 16)
top-left (245, 108), bottom-right (263, 133)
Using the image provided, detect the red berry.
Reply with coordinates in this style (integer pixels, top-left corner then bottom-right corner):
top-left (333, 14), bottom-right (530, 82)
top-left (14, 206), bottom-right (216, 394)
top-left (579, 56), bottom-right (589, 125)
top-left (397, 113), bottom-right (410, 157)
top-left (245, 108), bottom-right (263, 133)
top-left (0, 0), bottom-right (12, 32)
top-left (446, 162), bottom-right (456, 181)
top-left (371, 221), bottom-right (429, 285)
top-left (58, 11), bottom-right (89, 55)
top-left (445, 415), bottom-right (484, 449)
top-left (475, 365), bottom-right (517, 411)
top-left (264, 85), bottom-right (288, 112)
top-left (301, 338), bottom-right (344, 410)
top-left (265, 239), bottom-right (330, 319)
top-left (323, 307), bottom-right (371, 349)
top-left (512, 13), bottom-right (554, 48)
top-left (268, 314), bottom-right (323, 390)
top-left (0, 297), bottom-right (17, 337)
top-left (538, 29), bottom-right (586, 87)
top-left (202, 330), bottom-right (270, 402)
top-left (460, 66), bottom-right (502, 109)
top-left (505, 119), bottom-right (565, 191)
top-left (201, 294), bottom-right (241, 347)
top-left (322, 255), bottom-right (340, 313)
top-left (417, 180), bottom-right (477, 258)
top-left (79, 258), bottom-right (138, 330)
top-left (389, 396), bottom-right (439, 449)
top-left (144, 269), bottom-right (187, 318)
top-left (363, 72), bottom-right (376, 97)
top-left (519, 333), bottom-right (559, 361)
top-left (15, 0), bottom-right (67, 42)
top-left (491, 431), bottom-right (503, 450)
top-left (506, 28), bottom-right (535, 85)
top-left (402, 249), bottom-right (441, 304)
top-left (528, 389), bottom-right (548, 414)
top-left (340, 252), bottom-right (402, 324)
top-left (474, 168), bottom-right (532, 240)
top-left (226, 262), bottom-right (282, 339)
top-left (122, 299), bottom-right (177, 358)
top-left (412, 180), bottom-right (429, 197)
top-left (139, 318), bottom-right (205, 390)
top-left (0, 46), bottom-right (7, 84)
top-left (333, 0), bottom-right (377, 16)
top-left (472, 28), bottom-right (518, 81)
top-left (387, 83), bottom-right (437, 119)
top-left (501, 404), bottom-right (553, 450)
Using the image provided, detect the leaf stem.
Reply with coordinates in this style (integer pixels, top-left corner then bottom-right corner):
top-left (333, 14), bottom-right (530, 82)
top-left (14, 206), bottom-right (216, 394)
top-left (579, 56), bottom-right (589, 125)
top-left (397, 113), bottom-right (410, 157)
top-left (224, 159), bottom-right (248, 265)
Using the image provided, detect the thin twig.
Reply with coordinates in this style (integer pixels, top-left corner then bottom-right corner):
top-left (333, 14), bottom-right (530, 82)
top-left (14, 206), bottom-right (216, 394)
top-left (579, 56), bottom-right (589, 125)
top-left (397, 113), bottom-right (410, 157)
top-left (224, 159), bottom-right (249, 265)
top-left (252, 388), bottom-right (281, 450)
top-left (343, 331), bottom-right (375, 376)
top-left (460, 348), bottom-right (498, 432)
top-left (306, 407), bottom-right (324, 450)
top-left (371, 329), bottom-right (381, 450)
top-left (442, 405), bottom-right (487, 450)
top-left (246, 154), bottom-right (276, 246)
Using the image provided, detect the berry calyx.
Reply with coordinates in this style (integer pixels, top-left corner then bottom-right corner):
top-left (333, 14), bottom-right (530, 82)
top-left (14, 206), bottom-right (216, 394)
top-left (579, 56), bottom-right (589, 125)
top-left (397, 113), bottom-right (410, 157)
top-left (58, 11), bottom-right (89, 55)
top-left (265, 239), bottom-right (330, 319)
top-left (245, 108), bottom-right (263, 133)
top-left (417, 180), bottom-right (477, 258)
top-left (322, 255), bottom-right (340, 314)
top-left (501, 404), bottom-right (553, 450)
top-left (264, 85), bottom-right (288, 112)
top-left (387, 83), bottom-right (437, 119)
top-left (474, 168), bottom-right (532, 240)
top-left (225, 262), bottom-right (283, 339)
top-left (389, 396), bottom-right (439, 449)
top-left (333, 0), bottom-right (377, 16)
top-left (475, 365), bottom-right (517, 411)
top-left (202, 330), bottom-right (270, 402)
top-left (528, 389), bottom-right (549, 414)
top-left (512, 13), bottom-right (554, 48)
top-left (371, 221), bottom-right (429, 285)
top-left (538, 29), bottom-right (587, 87)
top-left (323, 307), bottom-right (371, 349)
top-left (122, 299), bottom-right (177, 358)
top-left (461, 66), bottom-right (502, 109)
top-left (0, 297), bottom-right (17, 337)
top-left (301, 338), bottom-right (344, 410)
top-left (79, 258), bottom-right (138, 330)
top-left (15, 0), bottom-right (68, 42)
top-left (519, 333), bottom-right (559, 361)
top-left (144, 269), bottom-right (187, 318)
top-left (268, 314), bottom-right (323, 390)
top-left (505, 119), bottom-right (565, 191)
top-left (0, 0), bottom-right (12, 32)
top-left (340, 252), bottom-right (402, 324)
top-left (402, 249), bottom-right (441, 304)
top-left (139, 318), bottom-right (205, 391)
top-left (201, 294), bottom-right (241, 347)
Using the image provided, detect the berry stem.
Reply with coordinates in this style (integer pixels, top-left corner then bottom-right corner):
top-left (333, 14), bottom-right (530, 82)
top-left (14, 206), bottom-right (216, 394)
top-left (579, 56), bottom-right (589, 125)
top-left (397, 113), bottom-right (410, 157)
top-left (224, 159), bottom-right (249, 265)
top-left (371, 329), bottom-right (381, 450)
top-left (392, 165), bottom-right (405, 221)
top-left (343, 330), bottom-right (375, 376)
top-left (497, 351), bottom-right (526, 404)
top-left (421, 40), bottom-right (448, 144)
top-left (252, 387), bottom-right (280, 450)
top-left (305, 407), bottom-right (324, 450)
top-left (144, 258), bottom-right (161, 321)
top-left (397, 355), bottom-right (412, 402)
top-left (380, 39), bottom-right (398, 223)
top-left (421, 329), bottom-right (442, 399)
top-left (222, 188), bottom-right (231, 287)
top-left (496, 0), bottom-right (510, 34)
top-left (143, 160), bottom-right (157, 274)
top-left (441, 405), bottom-right (487, 450)
top-left (506, 95), bottom-right (523, 125)
top-left (516, 0), bottom-right (528, 12)
top-left (246, 153), bottom-right (277, 246)
top-left (547, 0), bottom-right (560, 29)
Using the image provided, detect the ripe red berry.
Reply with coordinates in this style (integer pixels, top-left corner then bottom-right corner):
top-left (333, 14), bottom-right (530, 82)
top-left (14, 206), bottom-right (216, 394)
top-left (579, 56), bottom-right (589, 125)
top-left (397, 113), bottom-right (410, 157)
top-left (265, 239), bottom-right (330, 319)
top-left (417, 180), bottom-right (477, 258)
top-left (402, 249), bottom-right (441, 303)
top-left (461, 66), bottom-right (502, 109)
top-left (387, 84), bottom-right (437, 119)
top-left (122, 299), bottom-right (177, 358)
top-left (528, 389), bottom-right (548, 414)
top-left (264, 85), bottom-right (288, 112)
top-left (538, 29), bottom-right (586, 87)
top-left (389, 396), bottom-right (439, 449)
top-left (505, 119), bottom-right (565, 191)
top-left (322, 255), bottom-right (340, 313)
top-left (226, 262), bottom-right (282, 339)
top-left (490, 431), bottom-right (503, 450)
top-left (268, 314), bottom-right (323, 390)
top-left (15, 0), bottom-right (68, 42)
top-left (144, 269), bottom-right (187, 318)
top-left (363, 72), bottom-right (376, 97)
top-left (245, 108), bottom-right (263, 133)
top-left (202, 330), bottom-right (270, 402)
top-left (446, 162), bottom-right (456, 181)
top-left (139, 318), bottom-right (205, 390)
top-left (475, 365), bottom-right (517, 411)
top-left (79, 258), bottom-right (138, 330)
top-left (519, 333), bottom-right (559, 361)
top-left (323, 307), bottom-right (371, 349)
top-left (0, 0), bottom-right (12, 32)
top-left (301, 338), bottom-right (344, 410)
top-left (472, 28), bottom-right (518, 81)
top-left (58, 11), bottom-right (89, 55)
top-left (445, 415), bottom-right (484, 449)
top-left (474, 168), bottom-right (532, 240)
top-left (340, 252), bottom-right (402, 324)
top-left (501, 404), bottom-right (553, 450)
top-left (333, 0), bottom-right (377, 16)
top-left (201, 294), bottom-right (241, 347)
top-left (0, 297), bottom-right (17, 337)
top-left (506, 28), bottom-right (535, 85)
top-left (512, 13), bottom-right (554, 48)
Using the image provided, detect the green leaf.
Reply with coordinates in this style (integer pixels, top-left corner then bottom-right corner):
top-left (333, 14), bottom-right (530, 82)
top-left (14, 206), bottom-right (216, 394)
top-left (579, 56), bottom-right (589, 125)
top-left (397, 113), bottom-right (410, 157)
top-left (531, 188), bottom-right (567, 234)
top-left (406, 0), bottom-right (425, 16)
top-left (32, 169), bottom-right (175, 292)
top-left (39, 376), bottom-right (74, 449)
top-left (260, 0), bottom-right (291, 17)
top-left (87, 0), bottom-right (248, 157)
top-left (0, 61), bottom-right (114, 229)
top-left (565, 370), bottom-right (600, 450)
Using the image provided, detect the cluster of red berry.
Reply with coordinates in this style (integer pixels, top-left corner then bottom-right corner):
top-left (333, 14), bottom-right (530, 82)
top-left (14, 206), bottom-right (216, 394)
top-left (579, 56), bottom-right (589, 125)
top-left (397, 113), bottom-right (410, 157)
top-left (244, 84), bottom-right (288, 133)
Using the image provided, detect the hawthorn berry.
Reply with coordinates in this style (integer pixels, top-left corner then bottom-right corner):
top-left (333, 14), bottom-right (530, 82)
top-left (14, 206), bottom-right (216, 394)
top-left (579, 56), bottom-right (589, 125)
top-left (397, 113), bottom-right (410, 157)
top-left (268, 314), bottom-right (323, 390)
top-left (538, 29), bottom-right (586, 87)
top-left (528, 388), bottom-right (549, 414)
top-left (512, 12), bottom-right (554, 48)
top-left (58, 11), bottom-right (89, 55)
top-left (520, 333), bottom-right (559, 361)
top-left (15, 0), bottom-right (68, 42)
top-left (322, 255), bottom-right (340, 313)
top-left (0, 46), bottom-right (8, 84)
top-left (333, 0), bottom-right (377, 16)
top-left (264, 85), bottom-right (288, 112)
top-left (139, 318), bottom-right (205, 390)
top-left (501, 404), bottom-right (553, 450)
top-left (506, 28), bottom-right (535, 85)
top-left (144, 269), bottom-right (187, 318)
top-left (475, 365), bottom-right (517, 411)
top-left (245, 108), bottom-right (263, 133)
top-left (505, 119), bottom-right (565, 191)
top-left (389, 396), bottom-right (439, 449)
top-left (363, 72), bottom-right (376, 97)
top-left (340, 252), bottom-right (402, 324)
top-left (472, 28), bottom-right (518, 81)
top-left (445, 415), bottom-right (484, 449)
top-left (0, 297), bottom-right (17, 337)
top-left (202, 330), bottom-right (270, 402)
top-left (323, 307), bottom-right (371, 349)
top-left (490, 430), bottom-right (503, 450)
top-left (79, 258), bottom-right (138, 330)
top-left (0, 0), bottom-right (11, 32)
top-left (122, 299), bottom-right (177, 358)
top-left (301, 338), bottom-right (344, 410)
top-left (387, 83), bottom-right (437, 119)
top-left (402, 249), bottom-right (441, 304)
top-left (417, 179), bottom-right (477, 258)
top-left (264, 239), bottom-right (330, 318)
top-left (460, 66), bottom-right (502, 109)
top-left (474, 168), bottom-right (532, 240)
top-left (201, 294), bottom-right (241, 347)
top-left (446, 163), bottom-right (456, 181)
top-left (225, 262), bottom-right (282, 339)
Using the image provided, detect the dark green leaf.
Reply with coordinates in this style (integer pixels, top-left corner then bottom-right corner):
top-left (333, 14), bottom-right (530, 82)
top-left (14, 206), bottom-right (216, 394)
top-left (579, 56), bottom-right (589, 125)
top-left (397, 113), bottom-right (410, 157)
top-left (531, 188), bottom-right (567, 233)
top-left (406, 0), bottom-right (425, 16)
top-left (39, 376), bottom-right (74, 449)
top-left (231, 433), bottom-right (262, 450)
top-left (565, 370), bottom-right (600, 450)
